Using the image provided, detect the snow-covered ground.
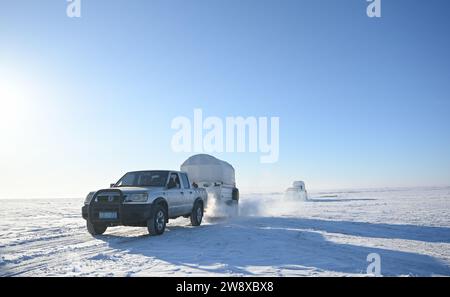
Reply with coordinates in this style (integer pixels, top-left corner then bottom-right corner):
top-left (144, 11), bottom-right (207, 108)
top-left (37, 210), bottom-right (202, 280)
top-left (1, 187), bottom-right (450, 276)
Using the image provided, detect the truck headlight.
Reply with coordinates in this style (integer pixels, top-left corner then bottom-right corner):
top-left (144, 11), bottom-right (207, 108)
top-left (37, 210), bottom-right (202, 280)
top-left (84, 192), bottom-right (95, 205)
top-left (125, 193), bottom-right (149, 202)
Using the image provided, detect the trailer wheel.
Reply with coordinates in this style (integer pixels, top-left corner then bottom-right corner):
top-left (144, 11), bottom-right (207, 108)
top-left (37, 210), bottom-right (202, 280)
top-left (230, 200), bottom-right (239, 217)
top-left (147, 204), bottom-right (166, 235)
top-left (190, 200), bottom-right (203, 226)
top-left (87, 220), bottom-right (107, 235)
top-left (232, 188), bottom-right (239, 202)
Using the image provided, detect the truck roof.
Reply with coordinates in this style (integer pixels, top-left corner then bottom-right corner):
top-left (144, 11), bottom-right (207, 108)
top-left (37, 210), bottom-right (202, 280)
top-left (126, 170), bottom-right (185, 174)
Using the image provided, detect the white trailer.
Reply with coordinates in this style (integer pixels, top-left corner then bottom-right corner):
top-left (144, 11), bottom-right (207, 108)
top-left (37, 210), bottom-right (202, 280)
top-left (285, 181), bottom-right (308, 200)
top-left (181, 154), bottom-right (239, 216)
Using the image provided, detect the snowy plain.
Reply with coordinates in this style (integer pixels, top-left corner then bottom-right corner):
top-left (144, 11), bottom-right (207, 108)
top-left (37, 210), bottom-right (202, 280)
top-left (1, 187), bottom-right (449, 277)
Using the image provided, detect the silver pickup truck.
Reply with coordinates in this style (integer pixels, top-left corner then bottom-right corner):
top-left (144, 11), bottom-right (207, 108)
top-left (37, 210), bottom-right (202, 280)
top-left (82, 170), bottom-right (207, 236)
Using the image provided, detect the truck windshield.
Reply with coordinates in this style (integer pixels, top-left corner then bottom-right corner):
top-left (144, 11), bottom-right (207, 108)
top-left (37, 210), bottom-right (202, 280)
top-left (114, 171), bottom-right (169, 187)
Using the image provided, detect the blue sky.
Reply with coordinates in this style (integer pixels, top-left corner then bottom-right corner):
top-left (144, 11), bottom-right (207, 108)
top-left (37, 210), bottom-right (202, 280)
top-left (0, 0), bottom-right (449, 198)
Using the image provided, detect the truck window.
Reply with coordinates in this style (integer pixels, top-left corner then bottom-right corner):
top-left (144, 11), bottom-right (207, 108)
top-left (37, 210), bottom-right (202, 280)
top-left (115, 171), bottom-right (169, 187)
top-left (181, 173), bottom-right (190, 189)
top-left (167, 173), bottom-right (181, 189)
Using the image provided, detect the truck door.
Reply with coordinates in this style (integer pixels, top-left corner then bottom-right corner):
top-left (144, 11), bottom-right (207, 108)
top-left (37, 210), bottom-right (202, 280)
top-left (166, 172), bottom-right (184, 216)
top-left (180, 172), bottom-right (194, 214)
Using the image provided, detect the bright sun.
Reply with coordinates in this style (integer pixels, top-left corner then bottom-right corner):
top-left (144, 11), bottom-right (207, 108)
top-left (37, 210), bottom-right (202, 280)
top-left (0, 78), bottom-right (30, 132)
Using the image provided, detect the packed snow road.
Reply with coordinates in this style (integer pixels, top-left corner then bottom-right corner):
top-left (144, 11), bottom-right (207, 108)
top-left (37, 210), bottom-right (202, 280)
top-left (1, 187), bottom-right (450, 276)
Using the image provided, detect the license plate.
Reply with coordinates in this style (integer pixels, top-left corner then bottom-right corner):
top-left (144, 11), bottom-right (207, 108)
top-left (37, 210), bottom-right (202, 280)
top-left (99, 211), bottom-right (118, 219)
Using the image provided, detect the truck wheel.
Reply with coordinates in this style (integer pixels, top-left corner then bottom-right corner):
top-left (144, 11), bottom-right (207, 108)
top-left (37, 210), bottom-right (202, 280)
top-left (87, 220), bottom-right (107, 235)
top-left (147, 204), bottom-right (166, 235)
top-left (190, 200), bottom-right (203, 226)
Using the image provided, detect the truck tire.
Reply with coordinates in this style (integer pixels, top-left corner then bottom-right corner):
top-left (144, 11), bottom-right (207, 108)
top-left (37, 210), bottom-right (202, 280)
top-left (147, 204), bottom-right (166, 235)
top-left (87, 220), bottom-right (107, 235)
top-left (190, 200), bottom-right (203, 226)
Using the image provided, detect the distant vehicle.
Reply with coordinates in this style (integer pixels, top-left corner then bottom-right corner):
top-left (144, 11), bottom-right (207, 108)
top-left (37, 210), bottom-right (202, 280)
top-left (285, 181), bottom-right (308, 200)
top-left (82, 170), bottom-right (207, 236)
top-left (181, 154), bottom-right (239, 216)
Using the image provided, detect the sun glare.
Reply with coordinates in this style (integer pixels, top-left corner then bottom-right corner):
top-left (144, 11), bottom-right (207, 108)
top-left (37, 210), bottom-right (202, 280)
top-left (0, 78), bottom-right (31, 133)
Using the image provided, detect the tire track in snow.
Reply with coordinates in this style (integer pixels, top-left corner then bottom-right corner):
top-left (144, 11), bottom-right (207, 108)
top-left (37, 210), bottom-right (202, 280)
top-left (0, 225), bottom-right (184, 276)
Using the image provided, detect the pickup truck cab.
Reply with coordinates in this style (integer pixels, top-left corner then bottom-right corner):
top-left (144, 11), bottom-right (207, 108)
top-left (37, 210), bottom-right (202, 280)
top-left (82, 170), bottom-right (207, 236)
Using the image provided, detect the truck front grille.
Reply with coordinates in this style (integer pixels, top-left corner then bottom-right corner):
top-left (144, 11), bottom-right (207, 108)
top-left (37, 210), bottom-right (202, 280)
top-left (95, 194), bottom-right (122, 203)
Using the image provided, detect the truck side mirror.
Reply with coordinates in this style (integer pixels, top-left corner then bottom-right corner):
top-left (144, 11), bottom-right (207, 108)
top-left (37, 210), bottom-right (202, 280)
top-left (110, 183), bottom-right (115, 188)
top-left (192, 182), bottom-right (198, 189)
